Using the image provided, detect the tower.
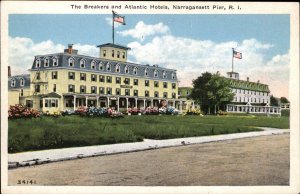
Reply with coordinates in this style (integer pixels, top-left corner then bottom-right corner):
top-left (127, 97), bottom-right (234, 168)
top-left (97, 43), bottom-right (131, 62)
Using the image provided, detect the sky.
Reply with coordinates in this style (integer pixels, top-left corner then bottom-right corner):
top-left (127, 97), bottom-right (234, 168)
top-left (8, 14), bottom-right (290, 98)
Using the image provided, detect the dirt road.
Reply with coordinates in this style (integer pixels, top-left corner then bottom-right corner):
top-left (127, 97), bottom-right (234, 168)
top-left (8, 134), bottom-right (289, 186)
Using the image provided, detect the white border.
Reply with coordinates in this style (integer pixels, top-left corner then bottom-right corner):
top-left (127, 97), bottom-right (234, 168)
top-left (1, 1), bottom-right (299, 194)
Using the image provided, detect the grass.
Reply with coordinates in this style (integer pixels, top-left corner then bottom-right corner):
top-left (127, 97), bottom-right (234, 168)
top-left (8, 115), bottom-right (289, 153)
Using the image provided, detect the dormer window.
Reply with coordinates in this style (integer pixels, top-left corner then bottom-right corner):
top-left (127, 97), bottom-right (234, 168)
top-left (103, 50), bottom-right (106, 57)
top-left (125, 65), bottom-right (129, 74)
top-left (11, 79), bottom-right (16, 87)
top-left (172, 72), bottom-right (176, 79)
top-left (122, 52), bottom-right (125, 59)
top-left (99, 62), bottom-right (104, 70)
top-left (133, 67), bottom-right (138, 75)
top-left (145, 68), bottom-right (149, 76)
top-left (117, 51), bottom-right (120, 58)
top-left (163, 71), bottom-right (167, 78)
top-left (80, 59), bottom-right (85, 68)
top-left (91, 61), bottom-right (96, 70)
top-left (106, 63), bottom-right (111, 71)
top-left (53, 57), bottom-right (58, 66)
top-left (115, 64), bottom-right (120, 73)
top-left (35, 59), bottom-right (41, 68)
top-left (44, 58), bottom-right (49, 67)
top-left (68, 58), bottom-right (74, 67)
top-left (154, 69), bottom-right (158, 77)
top-left (112, 50), bottom-right (114, 57)
top-left (20, 78), bottom-right (25, 86)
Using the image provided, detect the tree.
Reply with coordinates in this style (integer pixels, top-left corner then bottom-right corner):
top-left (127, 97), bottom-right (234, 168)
top-left (270, 95), bottom-right (279, 106)
top-left (190, 72), bottom-right (234, 114)
top-left (280, 97), bottom-right (289, 103)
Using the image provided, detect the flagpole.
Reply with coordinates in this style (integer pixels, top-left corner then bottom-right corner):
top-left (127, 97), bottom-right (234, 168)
top-left (232, 48), bottom-right (234, 72)
top-left (112, 11), bottom-right (115, 45)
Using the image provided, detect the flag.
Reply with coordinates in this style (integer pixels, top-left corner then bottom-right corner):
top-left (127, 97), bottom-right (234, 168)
top-left (113, 11), bottom-right (125, 25)
top-left (233, 50), bottom-right (242, 59)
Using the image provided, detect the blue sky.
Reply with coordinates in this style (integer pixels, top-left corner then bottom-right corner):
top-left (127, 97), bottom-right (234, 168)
top-left (8, 14), bottom-right (290, 97)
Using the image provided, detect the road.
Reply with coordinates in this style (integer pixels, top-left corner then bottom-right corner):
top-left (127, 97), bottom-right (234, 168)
top-left (8, 134), bottom-right (289, 186)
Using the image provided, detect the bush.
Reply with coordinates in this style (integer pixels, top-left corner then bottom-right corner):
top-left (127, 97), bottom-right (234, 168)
top-left (281, 109), bottom-right (290, 117)
top-left (75, 106), bottom-right (123, 118)
top-left (8, 104), bottom-right (40, 119)
top-left (185, 108), bottom-right (203, 116)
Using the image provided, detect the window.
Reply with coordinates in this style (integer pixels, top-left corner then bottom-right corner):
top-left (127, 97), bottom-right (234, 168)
top-left (26, 100), bottom-right (33, 108)
top-left (68, 72), bottom-right (75, 80)
top-left (163, 92), bottom-right (168, 98)
top-left (125, 65), bottom-right (129, 74)
top-left (106, 76), bottom-right (112, 83)
top-left (154, 69), bottom-right (158, 77)
top-left (36, 72), bottom-right (40, 80)
top-left (172, 83), bottom-right (176, 89)
top-left (52, 71), bottom-right (58, 79)
top-left (154, 91), bottom-right (159, 98)
top-left (45, 99), bottom-right (58, 108)
top-left (99, 62), bottom-right (104, 70)
top-left (53, 84), bottom-right (56, 92)
top-left (117, 51), bottom-right (120, 58)
top-left (51, 99), bottom-right (58, 107)
top-left (91, 74), bottom-right (97, 82)
top-left (90, 61), bottom-right (95, 69)
top-left (53, 57), bottom-right (58, 66)
top-left (133, 67), bottom-right (138, 75)
top-left (124, 78), bottom-right (130, 85)
top-left (103, 50), bottom-right (106, 57)
top-left (80, 73), bottom-right (86, 81)
top-left (106, 63), bottom-right (111, 71)
top-left (91, 86), bottom-right (97, 94)
top-left (163, 71), bottom-right (167, 78)
top-left (99, 75), bottom-right (105, 82)
top-left (163, 82), bottom-right (168, 88)
top-left (145, 90), bottom-right (149, 97)
top-left (11, 79), bottom-right (16, 87)
top-left (20, 78), bottom-right (25, 86)
top-left (187, 90), bottom-right (190, 95)
top-left (122, 52), bottom-right (125, 59)
top-left (172, 93), bottom-right (176, 99)
top-left (44, 58), bottom-right (49, 67)
top-left (20, 89), bottom-right (23, 96)
top-left (125, 89), bottom-right (130, 96)
top-left (134, 79), bottom-right (138, 86)
top-left (112, 50), bottom-right (114, 57)
top-left (80, 85), bottom-right (86, 93)
top-left (154, 81), bottom-right (159, 87)
top-left (35, 59), bottom-right (41, 68)
top-left (80, 59), bottom-right (85, 68)
top-left (116, 77), bottom-right (121, 84)
top-left (35, 85), bottom-right (40, 92)
top-left (99, 87), bottom-right (105, 94)
top-left (115, 64), bottom-right (120, 73)
top-left (145, 68), bottom-right (149, 76)
top-left (68, 58), bottom-right (74, 67)
top-left (68, 85), bottom-right (75, 92)
top-left (116, 88), bottom-right (120, 95)
top-left (145, 80), bottom-right (149, 87)
top-left (172, 72), bottom-right (176, 79)
top-left (134, 89), bottom-right (138, 96)
top-left (107, 87), bottom-right (112, 95)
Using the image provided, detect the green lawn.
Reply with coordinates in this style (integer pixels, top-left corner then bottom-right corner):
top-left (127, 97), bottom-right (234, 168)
top-left (8, 115), bottom-right (289, 153)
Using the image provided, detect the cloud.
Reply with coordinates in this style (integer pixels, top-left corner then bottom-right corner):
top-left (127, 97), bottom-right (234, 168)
top-left (117, 21), bottom-right (170, 41)
top-left (126, 35), bottom-right (289, 98)
top-left (8, 36), bottom-right (98, 75)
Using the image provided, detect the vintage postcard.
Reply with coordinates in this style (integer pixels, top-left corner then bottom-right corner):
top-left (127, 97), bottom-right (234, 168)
top-left (1, 1), bottom-right (299, 194)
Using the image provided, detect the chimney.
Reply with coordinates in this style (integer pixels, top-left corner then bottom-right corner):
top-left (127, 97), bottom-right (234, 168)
top-left (247, 77), bottom-right (249, 82)
top-left (8, 66), bottom-right (11, 77)
top-left (257, 80), bottom-right (260, 84)
top-left (68, 44), bottom-right (73, 54)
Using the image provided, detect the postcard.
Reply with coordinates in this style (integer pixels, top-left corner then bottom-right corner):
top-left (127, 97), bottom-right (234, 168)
top-left (1, 1), bottom-right (299, 194)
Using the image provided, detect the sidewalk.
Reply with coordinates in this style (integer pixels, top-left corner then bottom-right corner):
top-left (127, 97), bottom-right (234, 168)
top-left (8, 128), bottom-right (289, 169)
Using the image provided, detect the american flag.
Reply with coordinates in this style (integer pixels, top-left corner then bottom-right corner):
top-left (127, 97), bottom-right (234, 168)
top-left (233, 50), bottom-right (242, 59)
top-left (113, 12), bottom-right (125, 25)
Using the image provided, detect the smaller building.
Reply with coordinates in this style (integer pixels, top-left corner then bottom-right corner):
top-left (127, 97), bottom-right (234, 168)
top-left (178, 87), bottom-right (199, 110)
top-left (8, 74), bottom-right (31, 106)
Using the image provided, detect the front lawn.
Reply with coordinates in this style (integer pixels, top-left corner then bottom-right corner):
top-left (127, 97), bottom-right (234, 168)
top-left (8, 115), bottom-right (289, 153)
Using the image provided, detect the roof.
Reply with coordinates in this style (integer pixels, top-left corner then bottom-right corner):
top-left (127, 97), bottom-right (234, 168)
top-left (225, 77), bottom-right (270, 93)
top-left (96, 43), bottom-right (131, 50)
top-left (8, 74), bottom-right (30, 89)
top-left (39, 92), bottom-right (62, 98)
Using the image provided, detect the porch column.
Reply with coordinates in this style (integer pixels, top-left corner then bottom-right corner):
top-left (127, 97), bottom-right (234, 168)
top-left (85, 96), bottom-right (88, 108)
top-left (96, 96), bottom-right (99, 108)
top-left (226, 105), bottom-right (229, 112)
top-left (135, 98), bottom-right (138, 108)
top-left (179, 101), bottom-right (183, 112)
top-left (117, 97), bottom-right (119, 111)
top-left (151, 99), bottom-right (153, 107)
top-left (107, 97), bottom-right (110, 107)
top-left (73, 95), bottom-right (76, 110)
top-left (143, 99), bottom-right (146, 109)
top-left (192, 101), bottom-right (195, 109)
top-left (173, 100), bottom-right (175, 108)
top-left (166, 100), bottom-right (168, 107)
top-left (126, 97), bottom-right (129, 110)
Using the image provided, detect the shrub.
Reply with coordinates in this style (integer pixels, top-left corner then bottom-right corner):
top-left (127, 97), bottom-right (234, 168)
top-left (185, 108), bottom-right (203, 116)
top-left (8, 104), bottom-right (40, 119)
